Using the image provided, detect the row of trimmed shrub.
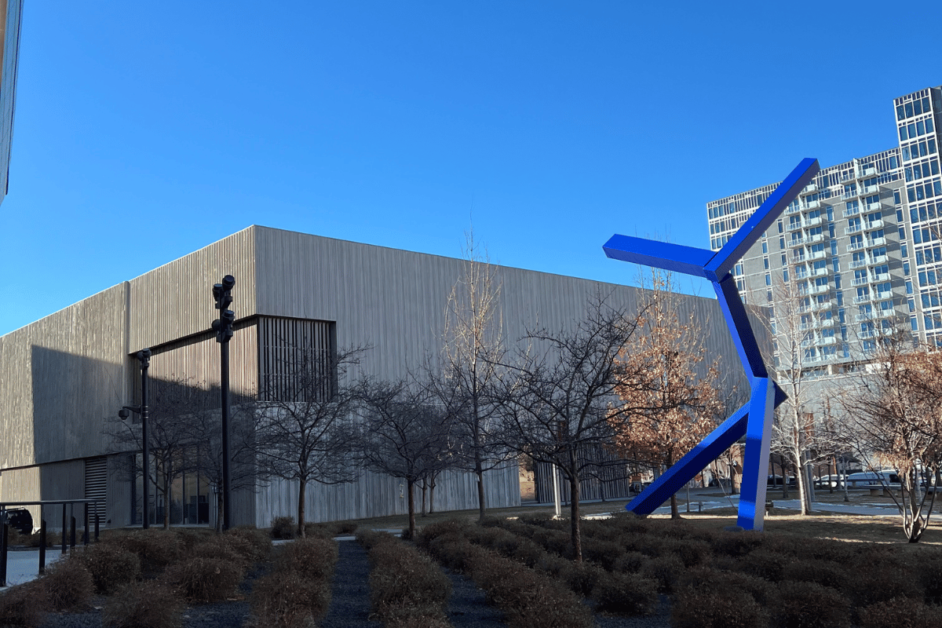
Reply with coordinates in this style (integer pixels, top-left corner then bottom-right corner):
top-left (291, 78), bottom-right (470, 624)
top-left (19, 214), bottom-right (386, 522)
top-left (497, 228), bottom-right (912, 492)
top-left (357, 529), bottom-right (453, 628)
top-left (488, 514), bottom-right (942, 628)
top-left (248, 534), bottom-right (338, 627)
top-left (454, 519), bottom-right (659, 615)
top-left (0, 526), bottom-right (273, 628)
top-left (416, 521), bottom-right (596, 628)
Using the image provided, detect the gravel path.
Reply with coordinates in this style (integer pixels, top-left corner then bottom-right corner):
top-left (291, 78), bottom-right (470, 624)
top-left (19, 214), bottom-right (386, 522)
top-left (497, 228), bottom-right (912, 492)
top-left (320, 540), bottom-right (382, 628)
top-left (442, 567), bottom-right (506, 628)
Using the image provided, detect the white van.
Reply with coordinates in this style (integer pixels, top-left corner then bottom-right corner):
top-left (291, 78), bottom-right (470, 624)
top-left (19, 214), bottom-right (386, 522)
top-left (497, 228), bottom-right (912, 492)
top-left (845, 471), bottom-right (900, 487)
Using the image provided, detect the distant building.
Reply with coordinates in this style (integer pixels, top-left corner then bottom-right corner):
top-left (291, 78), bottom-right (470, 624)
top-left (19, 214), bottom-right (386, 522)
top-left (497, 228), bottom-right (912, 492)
top-left (0, 226), bottom-right (755, 528)
top-left (707, 85), bottom-right (942, 373)
top-left (0, 0), bottom-right (24, 207)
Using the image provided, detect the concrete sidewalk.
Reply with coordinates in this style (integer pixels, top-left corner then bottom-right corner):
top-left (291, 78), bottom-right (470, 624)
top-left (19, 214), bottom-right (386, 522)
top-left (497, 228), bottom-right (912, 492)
top-left (0, 548), bottom-right (64, 590)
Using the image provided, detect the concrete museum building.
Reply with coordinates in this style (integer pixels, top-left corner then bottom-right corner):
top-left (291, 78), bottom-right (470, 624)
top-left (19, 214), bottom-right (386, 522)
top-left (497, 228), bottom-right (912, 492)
top-left (0, 226), bottom-right (756, 529)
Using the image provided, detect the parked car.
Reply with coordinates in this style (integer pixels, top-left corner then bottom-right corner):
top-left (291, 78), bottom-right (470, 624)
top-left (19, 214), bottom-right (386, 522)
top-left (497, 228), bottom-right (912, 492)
top-left (813, 474), bottom-right (846, 488)
top-left (4, 508), bottom-right (34, 535)
top-left (845, 471), bottom-right (900, 487)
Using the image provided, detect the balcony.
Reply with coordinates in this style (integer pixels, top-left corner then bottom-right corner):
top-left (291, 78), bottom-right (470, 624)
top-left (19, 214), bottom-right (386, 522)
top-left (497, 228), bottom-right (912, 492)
top-left (787, 204), bottom-right (802, 215)
top-left (858, 165), bottom-right (877, 178)
top-left (809, 250), bottom-right (828, 260)
top-left (787, 221), bottom-right (803, 232)
top-left (862, 184), bottom-right (879, 195)
top-left (855, 312), bottom-right (876, 322)
top-left (811, 301), bottom-right (832, 312)
top-left (804, 199), bottom-right (822, 210)
top-left (876, 306), bottom-right (897, 318)
top-left (868, 236), bottom-right (887, 247)
top-left (872, 272), bottom-right (890, 282)
top-left (848, 241), bottom-right (865, 251)
top-left (852, 277), bottom-right (870, 286)
top-left (842, 190), bottom-right (859, 200)
top-left (803, 216), bottom-right (823, 228)
top-left (802, 183), bottom-right (818, 195)
top-left (859, 329), bottom-right (876, 339)
top-left (790, 237), bottom-right (805, 247)
top-left (809, 284), bottom-right (830, 295)
top-left (807, 233), bottom-right (825, 244)
top-left (865, 219), bottom-right (885, 230)
top-left (866, 201), bottom-right (883, 211)
top-left (854, 294), bottom-right (873, 304)
top-left (868, 254), bottom-right (889, 266)
top-left (845, 225), bottom-right (863, 234)
top-left (844, 206), bottom-right (861, 217)
top-left (875, 291), bottom-right (893, 301)
top-left (812, 267), bottom-right (828, 276)
top-left (817, 336), bottom-right (837, 345)
top-left (849, 259), bottom-right (868, 269)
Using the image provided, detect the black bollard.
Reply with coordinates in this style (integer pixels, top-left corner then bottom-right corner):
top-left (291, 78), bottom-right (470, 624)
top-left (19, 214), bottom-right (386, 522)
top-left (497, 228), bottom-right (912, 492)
top-left (95, 514), bottom-right (100, 542)
top-left (83, 507), bottom-right (89, 546)
top-left (70, 516), bottom-right (76, 549)
top-left (39, 520), bottom-right (47, 574)
top-left (0, 522), bottom-right (8, 587)
top-left (61, 506), bottom-right (67, 555)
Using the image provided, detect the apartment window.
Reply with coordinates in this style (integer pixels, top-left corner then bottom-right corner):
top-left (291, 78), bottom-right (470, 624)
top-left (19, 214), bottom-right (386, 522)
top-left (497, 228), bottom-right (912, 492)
top-left (762, 242), bottom-right (768, 254)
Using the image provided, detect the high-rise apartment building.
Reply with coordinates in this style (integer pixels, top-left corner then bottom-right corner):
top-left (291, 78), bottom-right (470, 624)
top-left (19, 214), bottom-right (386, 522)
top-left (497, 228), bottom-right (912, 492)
top-left (707, 85), bottom-right (942, 376)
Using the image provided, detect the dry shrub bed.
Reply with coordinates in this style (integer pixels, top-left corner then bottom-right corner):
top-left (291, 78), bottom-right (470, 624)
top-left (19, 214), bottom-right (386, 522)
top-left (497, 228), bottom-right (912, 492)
top-left (0, 526), bottom-right (273, 628)
top-left (416, 521), bottom-right (594, 628)
top-left (429, 513), bottom-right (942, 628)
top-left (357, 529), bottom-right (452, 628)
top-left (249, 535), bottom-right (338, 627)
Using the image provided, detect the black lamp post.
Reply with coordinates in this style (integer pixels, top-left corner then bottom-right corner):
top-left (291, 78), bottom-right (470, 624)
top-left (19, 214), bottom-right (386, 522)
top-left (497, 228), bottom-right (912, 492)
top-left (119, 348), bottom-right (152, 529)
top-left (212, 275), bottom-right (235, 530)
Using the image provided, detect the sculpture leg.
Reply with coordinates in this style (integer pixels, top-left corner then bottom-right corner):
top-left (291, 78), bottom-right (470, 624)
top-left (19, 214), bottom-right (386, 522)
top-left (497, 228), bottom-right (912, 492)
top-left (736, 377), bottom-right (775, 530)
top-left (626, 403), bottom-right (749, 516)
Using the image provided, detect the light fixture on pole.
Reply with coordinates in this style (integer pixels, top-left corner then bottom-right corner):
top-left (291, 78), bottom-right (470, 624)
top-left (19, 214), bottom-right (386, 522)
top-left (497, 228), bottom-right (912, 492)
top-left (212, 275), bottom-right (235, 530)
top-left (118, 348), bottom-right (152, 529)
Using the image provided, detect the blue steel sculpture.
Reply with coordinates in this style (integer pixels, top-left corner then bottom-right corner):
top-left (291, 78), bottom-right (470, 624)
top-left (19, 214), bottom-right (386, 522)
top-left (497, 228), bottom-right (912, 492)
top-left (604, 158), bottom-right (820, 531)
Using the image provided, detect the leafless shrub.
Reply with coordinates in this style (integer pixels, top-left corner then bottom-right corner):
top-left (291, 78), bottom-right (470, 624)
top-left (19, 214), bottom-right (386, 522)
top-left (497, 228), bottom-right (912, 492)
top-left (77, 542), bottom-right (141, 594)
top-left (163, 557), bottom-right (243, 602)
top-left (592, 571), bottom-right (658, 616)
top-left (859, 596), bottom-right (942, 628)
top-left (40, 557), bottom-right (94, 611)
top-left (0, 580), bottom-right (46, 628)
top-left (102, 581), bottom-right (185, 628)
top-left (639, 554), bottom-right (684, 593)
top-left (672, 585), bottom-right (767, 628)
top-left (769, 581), bottom-right (851, 628)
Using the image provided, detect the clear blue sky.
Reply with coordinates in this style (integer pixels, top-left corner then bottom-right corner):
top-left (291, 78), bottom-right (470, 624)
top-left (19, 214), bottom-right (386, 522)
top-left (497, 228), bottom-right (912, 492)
top-left (1, 1), bottom-right (940, 336)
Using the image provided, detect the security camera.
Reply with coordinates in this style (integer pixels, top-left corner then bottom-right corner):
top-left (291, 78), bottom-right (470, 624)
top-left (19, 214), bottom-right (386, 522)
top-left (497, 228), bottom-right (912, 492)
top-left (222, 275), bottom-right (235, 290)
top-left (118, 408), bottom-right (130, 420)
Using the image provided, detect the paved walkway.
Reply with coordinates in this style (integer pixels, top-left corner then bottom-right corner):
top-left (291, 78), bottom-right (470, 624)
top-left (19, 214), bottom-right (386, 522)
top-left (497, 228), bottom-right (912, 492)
top-left (0, 548), bottom-right (64, 589)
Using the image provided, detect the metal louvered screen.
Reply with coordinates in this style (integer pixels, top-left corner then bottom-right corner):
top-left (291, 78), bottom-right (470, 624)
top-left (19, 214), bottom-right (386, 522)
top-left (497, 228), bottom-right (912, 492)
top-left (258, 317), bottom-right (336, 402)
top-left (84, 457), bottom-right (107, 523)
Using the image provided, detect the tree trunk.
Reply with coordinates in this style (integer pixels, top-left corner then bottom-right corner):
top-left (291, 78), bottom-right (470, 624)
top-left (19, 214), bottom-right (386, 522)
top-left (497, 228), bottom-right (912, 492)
top-left (795, 456), bottom-right (809, 516)
top-left (421, 479), bottom-right (427, 517)
top-left (407, 478), bottom-right (416, 540)
top-left (429, 475), bottom-right (437, 514)
top-left (781, 460), bottom-right (790, 499)
top-left (476, 453), bottom-right (486, 522)
top-left (569, 472), bottom-right (582, 562)
top-left (216, 491), bottom-right (224, 533)
top-left (163, 472), bottom-right (171, 530)
top-left (298, 479), bottom-right (307, 538)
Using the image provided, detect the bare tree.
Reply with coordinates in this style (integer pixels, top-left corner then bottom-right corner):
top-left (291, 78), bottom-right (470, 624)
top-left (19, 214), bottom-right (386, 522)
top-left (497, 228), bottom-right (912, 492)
top-left (610, 272), bottom-right (722, 519)
top-left (357, 379), bottom-right (456, 539)
top-left (183, 401), bottom-right (259, 532)
top-left (842, 328), bottom-right (942, 542)
top-left (493, 293), bottom-right (646, 562)
top-left (251, 346), bottom-right (365, 537)
top-left (754, 260), bottom-right (833, 514)
top-left (432, 229), bottom-right (511, 521)
top-left (109, 375), bottom-right (207, 529)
